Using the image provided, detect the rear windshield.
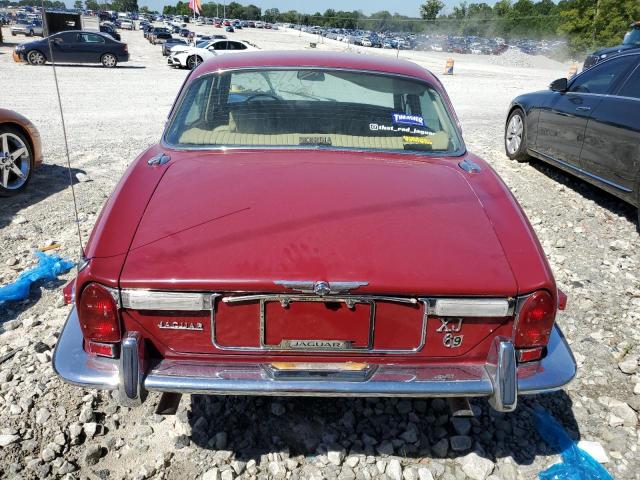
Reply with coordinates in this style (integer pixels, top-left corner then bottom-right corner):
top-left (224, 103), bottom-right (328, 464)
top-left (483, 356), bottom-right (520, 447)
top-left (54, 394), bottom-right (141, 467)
top-left (165, 68), bottom-right (464, 154)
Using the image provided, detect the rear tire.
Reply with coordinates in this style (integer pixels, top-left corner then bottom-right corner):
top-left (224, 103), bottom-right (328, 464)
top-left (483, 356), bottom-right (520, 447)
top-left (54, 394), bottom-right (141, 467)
top-left (505, 108), bottom-right (530, 162)
top-left (0, 126), bottom-right (34, 197)
top-left (101, 53), bottom-right (117, 68)
top-left (27, 50), bottom-right (46, 65)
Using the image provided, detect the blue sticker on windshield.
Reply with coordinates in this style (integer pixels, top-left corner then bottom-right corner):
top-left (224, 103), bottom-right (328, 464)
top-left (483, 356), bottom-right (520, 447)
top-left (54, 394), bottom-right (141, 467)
top-left (392, 113), bottom-right (425, 127)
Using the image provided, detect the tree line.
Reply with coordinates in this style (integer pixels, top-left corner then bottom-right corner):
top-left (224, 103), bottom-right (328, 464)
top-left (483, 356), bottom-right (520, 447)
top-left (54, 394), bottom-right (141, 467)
top-left (422, 0), bottom-right (640, 55)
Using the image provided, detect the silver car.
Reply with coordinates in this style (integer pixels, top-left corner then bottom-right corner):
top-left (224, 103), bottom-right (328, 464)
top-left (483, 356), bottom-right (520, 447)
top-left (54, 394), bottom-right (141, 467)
top-left (11, 20), bottom-right (43, 37)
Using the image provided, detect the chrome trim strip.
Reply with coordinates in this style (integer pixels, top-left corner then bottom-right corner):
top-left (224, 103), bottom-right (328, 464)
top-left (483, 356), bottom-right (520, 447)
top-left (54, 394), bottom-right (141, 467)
top-left (52, 308), bottom-right (576, 411)
top-left (263, 363), bottom-right (378, 381)
top-left (529, 148), bottom-right (633, 193)
top-left (120, 289), bottom-right (213, 311)
top-left (222, 294), bottom-right (418, 305)
top-left (431, 298), bottom-right (511, 317)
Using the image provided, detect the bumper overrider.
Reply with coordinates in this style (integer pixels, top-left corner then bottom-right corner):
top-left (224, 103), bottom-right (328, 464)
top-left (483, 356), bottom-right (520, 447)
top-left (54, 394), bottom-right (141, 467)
top-left (53, 307), bottom-right (576, 412)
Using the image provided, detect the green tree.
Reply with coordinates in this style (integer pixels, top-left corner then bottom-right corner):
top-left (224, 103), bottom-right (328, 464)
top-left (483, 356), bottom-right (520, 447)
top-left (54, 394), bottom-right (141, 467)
top-left (263, 7), bottom-right (279, 22)
top-left (279, 10), bottom-right (298, 23)
top-left (244, 4), bottom-right (261, 20)
top-left (420, 0), bottom-right (444, 21)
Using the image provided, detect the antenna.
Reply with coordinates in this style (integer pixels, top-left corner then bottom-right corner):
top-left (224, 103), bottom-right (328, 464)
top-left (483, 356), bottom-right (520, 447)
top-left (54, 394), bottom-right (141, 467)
top-left (42, 2), bottom-right (85, 259)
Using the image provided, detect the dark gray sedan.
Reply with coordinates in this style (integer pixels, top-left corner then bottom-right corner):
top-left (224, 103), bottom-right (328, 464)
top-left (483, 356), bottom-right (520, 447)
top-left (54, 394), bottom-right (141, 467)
top-left (505, 52), bottom-right (640, 227)
top-left (14, 31), bottom-right (129, 68)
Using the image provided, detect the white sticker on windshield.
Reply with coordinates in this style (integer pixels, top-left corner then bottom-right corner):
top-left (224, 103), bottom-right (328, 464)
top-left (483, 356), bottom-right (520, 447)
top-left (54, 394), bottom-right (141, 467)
top-left (369, 123), bottom-right (434, 135)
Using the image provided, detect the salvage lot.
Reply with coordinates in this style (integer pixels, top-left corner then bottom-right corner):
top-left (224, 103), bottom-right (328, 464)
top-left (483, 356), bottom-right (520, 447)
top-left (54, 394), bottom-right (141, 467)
top-left (1, 23), bottom-right (639, 480)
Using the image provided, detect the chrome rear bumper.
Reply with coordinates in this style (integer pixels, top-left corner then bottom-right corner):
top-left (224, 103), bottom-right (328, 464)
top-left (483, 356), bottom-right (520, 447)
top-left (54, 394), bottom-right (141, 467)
top-left (52, 308), bottom-right (576, 412)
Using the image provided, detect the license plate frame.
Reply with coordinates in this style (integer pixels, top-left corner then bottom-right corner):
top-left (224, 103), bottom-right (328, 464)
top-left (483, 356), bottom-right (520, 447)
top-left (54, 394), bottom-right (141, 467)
top-left (214, 293), bottom-right (427, 354)
top-left (259, 296), bottom-right (375, 351)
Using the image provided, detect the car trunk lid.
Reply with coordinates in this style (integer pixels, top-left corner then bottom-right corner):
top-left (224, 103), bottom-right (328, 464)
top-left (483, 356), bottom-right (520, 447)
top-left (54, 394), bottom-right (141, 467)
top-left (121, 149), bottom-right (517, 295)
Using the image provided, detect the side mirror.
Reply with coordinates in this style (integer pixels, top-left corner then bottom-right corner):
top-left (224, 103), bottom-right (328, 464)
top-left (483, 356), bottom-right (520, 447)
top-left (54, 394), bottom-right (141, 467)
top-left (550, 77), bottom-right (568, 93)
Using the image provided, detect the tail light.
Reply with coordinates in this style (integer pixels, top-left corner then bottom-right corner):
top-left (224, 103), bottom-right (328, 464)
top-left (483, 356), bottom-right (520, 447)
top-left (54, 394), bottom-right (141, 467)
top-left (78, 283), bottom-right (121, 356)
top-left (514, 290), bottom-right (556, 360)
top-left (123, 44), bottom-right (128, 53)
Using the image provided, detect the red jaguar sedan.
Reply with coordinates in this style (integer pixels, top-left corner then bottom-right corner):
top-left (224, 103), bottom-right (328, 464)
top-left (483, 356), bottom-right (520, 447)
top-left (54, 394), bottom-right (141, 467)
top-left (53, 51), bottom-right (575, 413)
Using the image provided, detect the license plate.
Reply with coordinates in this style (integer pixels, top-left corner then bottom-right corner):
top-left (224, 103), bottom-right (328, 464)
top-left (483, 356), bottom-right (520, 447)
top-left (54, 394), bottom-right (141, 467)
top-left (263, 297), bottom-right (373, 351)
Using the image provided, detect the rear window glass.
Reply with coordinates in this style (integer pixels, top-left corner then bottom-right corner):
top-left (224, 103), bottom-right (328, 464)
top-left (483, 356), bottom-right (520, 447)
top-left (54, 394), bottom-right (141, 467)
top-left (165, 69), bottom-right (463, 154)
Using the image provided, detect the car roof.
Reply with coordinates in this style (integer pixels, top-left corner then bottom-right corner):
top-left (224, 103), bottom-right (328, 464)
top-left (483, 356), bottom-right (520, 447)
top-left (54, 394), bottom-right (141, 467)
top-left (192, 50), bottom-right (438, 85)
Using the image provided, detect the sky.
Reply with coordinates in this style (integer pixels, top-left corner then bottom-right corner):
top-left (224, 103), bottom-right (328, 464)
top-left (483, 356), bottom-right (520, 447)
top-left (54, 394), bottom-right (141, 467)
top-left (137, 0), bottom-right (484, 17)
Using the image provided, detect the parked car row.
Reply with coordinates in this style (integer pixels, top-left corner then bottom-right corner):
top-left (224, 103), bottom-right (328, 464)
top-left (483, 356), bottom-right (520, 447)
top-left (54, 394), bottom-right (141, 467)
top-left (288, 24), bottom-right (566, 59)
top-left (139, 21), bottom-right (256, 69)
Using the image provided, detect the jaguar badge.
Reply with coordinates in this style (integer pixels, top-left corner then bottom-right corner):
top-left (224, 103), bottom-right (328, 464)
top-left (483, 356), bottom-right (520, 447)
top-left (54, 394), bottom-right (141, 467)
top-left (157, 321), bottom-right (203, 331)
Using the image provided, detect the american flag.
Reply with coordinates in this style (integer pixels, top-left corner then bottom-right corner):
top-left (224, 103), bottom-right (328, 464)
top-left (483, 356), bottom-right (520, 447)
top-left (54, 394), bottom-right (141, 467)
top-left (188, 0), bottom-right (201, 15)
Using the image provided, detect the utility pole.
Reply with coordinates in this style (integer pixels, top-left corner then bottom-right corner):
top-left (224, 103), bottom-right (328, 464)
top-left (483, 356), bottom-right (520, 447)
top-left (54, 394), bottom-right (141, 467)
top-left (592, 0), bottom-right (599, 43)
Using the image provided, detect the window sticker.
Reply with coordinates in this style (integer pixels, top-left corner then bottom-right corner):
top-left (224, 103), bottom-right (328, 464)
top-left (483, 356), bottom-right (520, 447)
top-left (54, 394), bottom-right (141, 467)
top-left (369, 123), bottom-right (434, 136)
top-left (392, 113), bottom-right (425, 127)
top-left (402, 136), bottom-right (432, 145)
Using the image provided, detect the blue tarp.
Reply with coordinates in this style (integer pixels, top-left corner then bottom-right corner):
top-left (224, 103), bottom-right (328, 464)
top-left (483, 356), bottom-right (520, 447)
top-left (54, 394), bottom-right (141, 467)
top-left (0, 251), bottom-right (74, 303)
top-left (535, 409), bottom-right (614, 480)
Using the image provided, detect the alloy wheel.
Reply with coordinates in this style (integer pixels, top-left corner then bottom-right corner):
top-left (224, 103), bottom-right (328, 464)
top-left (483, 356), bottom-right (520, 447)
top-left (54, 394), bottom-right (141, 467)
top-left (0, 132), bottom-right (31, 191)
top-left (506, 114), bottom-right (523, 155)
top-left (102, 53), bottom-right (117, 68)
top-left (187, 56), bottom-right (200, 70)
top-left (27, 50), bottom-right (45, 65)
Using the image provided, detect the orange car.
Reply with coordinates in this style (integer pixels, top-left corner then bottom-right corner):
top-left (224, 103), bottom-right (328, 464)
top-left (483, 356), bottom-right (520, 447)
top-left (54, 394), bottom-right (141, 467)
top-left (0, 108), bottom-right (43, 196)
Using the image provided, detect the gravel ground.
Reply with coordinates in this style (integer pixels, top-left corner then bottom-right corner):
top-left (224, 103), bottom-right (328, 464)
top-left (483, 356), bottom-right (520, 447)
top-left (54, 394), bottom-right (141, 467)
top-left (0, 24), bottom-right (639, 480)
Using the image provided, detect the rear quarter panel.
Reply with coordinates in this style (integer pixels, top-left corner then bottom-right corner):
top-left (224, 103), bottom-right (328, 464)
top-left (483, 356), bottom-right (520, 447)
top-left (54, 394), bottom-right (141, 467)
top-left (464, 152), bottom-right (557, 300)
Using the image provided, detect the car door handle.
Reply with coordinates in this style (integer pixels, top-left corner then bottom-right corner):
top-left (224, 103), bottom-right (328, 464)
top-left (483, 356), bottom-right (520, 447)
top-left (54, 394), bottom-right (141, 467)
top-left (575, 106), bottom-right (591, 111)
